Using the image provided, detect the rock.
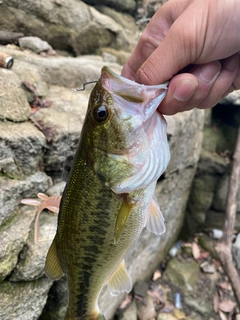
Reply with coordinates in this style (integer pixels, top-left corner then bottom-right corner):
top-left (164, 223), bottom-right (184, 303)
top-left (201, 127), bottom-right (221, 152)
top-left (38, 277), bottom-right (68, 320)
top-left (82, 0), bottom-right (137, 13)
top-left (232, 233), bottom-right (240, 269)
top-left (163, 258), bottom-right (200, 291)
top-left (204, 210), bottom-right (226, 230)
top-left (19, 36), bottom-right (53, 53)
top-left (0, 171), bottom-right (52, 226)
top-left (165, 109), bottom-right (204, 175)
top-left (0, 45), bottom-right (122, 88)
top-left (136, 0), bottom-right (167, 20)
top-left (0, 207), bottom-right (35, 281)
top-left (197, 149), bottom-right (227, 175)
top-left (0, 277), bottom-right (53, 320)
top-left (10, 211), bottom-right (57, 281)
top-left (101, 47), bottom-right (131, 65)
top-left (204, 108), bottom-right (212, 127)
top-left (157, 313), bottom-right (178, 320)
top-left (0, 121), bottom-right (46, 177)
top-left (13, 60), bottom-right (49, 98)
top-left (30, 86), bottom-right (90, 175)
top-left (186, 173), bottom-right (219, 229)
top-left (0, 69), bottom-right (31, 121)
top-left (133, 280), bottom-right (149, 297)
top-left (187, 312), bottom-right (203, 320)
top-left (0, 30), bottom-right (24, 45)
top-left (46, 181), bottom-right (66, 196)
top-left (97, 6), bottom-right (138, 31)
top-left (136, 293), bottom-right (157, 320)
top-left (0, 0), bottom-right (133, 55)
top-left (212, 173), bottom-right (240, 212)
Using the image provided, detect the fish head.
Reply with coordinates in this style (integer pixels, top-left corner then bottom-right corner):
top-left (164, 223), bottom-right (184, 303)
top-left (82, 66), bottom-right (170, 193)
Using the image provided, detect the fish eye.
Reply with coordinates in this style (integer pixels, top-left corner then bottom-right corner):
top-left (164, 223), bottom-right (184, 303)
top-left (93, 105), bottom-right (109, 123)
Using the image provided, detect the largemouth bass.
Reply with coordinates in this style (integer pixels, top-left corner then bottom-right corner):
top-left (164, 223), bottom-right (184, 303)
top-left (44, 66), bottom-right (170, 320)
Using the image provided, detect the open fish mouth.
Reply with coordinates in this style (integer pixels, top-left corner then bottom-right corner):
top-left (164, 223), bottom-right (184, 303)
top-left (100, 66), bottom-right (169, 122)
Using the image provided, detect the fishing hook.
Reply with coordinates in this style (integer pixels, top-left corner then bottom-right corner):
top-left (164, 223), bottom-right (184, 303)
top-left (74, 81), bottom-right (98, 92)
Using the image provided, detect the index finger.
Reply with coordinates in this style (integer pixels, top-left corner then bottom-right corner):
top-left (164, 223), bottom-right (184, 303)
top-left (121, 0), bottom-right (192, 81)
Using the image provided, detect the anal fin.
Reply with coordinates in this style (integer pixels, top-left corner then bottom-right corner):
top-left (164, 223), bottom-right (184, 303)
top-left (107, 260), bottom-right (132, 296)
top-left (45, 238), bottom-right (64, 280)
top-left (146, 196), bottom-right (166, 235)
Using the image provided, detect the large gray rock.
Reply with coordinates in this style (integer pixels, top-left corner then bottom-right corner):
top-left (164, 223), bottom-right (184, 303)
top-left (0, 277), bottom-right (53, 320)
top-left (0, 207), bottom-right (34, 281)
top-left (10, 211), bottom-right (58, 281)
top-left (0, 121), bottom-right (46, 177)
top-left (0, 69), bottom-right (31, 122)
top-left (0, 0), bottom-right (133, 55)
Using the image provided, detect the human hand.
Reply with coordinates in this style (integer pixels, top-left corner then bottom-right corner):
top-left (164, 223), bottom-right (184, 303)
top-left (121, 0), bottom-right (240, 114)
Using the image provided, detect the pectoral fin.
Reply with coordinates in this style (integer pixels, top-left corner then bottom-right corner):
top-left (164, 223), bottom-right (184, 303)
top-left (45, 238), bottom-right (64, 280)
top-left (114, 199), bottom-right (133, 244)
top-left (107, 260), bottom-right (132, 296)
top-left (146, 196), bottom-right (165, 235)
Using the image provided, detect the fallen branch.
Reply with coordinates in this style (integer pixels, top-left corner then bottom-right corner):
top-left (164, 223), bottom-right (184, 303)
top-left (216, 126), bottom-right (240, 307)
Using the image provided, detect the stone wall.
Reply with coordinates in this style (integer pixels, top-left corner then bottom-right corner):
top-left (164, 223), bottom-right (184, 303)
top-left (0, 44), bottom-right (204, 319)
top-left (184, 93), bottom-right (240, 236)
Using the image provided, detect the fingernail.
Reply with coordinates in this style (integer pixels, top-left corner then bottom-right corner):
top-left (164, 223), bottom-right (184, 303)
top-left (199, 61), bottom-right (221, 82)
top-left (173, 80), bottom-right (198, 102)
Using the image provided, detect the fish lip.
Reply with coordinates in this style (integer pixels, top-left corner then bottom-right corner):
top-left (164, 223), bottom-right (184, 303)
top-left (101, 66), bottom-right (169, 89)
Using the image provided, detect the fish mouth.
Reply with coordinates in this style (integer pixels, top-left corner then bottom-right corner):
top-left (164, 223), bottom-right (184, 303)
top-left (100, 66), bottom-right (169, 122)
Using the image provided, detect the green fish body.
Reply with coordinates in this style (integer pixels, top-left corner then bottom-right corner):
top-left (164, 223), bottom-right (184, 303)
top-left (45, 67), bottom-right (170, 320)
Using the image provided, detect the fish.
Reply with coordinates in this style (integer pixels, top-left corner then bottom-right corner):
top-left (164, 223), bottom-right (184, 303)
top-left (27, 66), bottom-right (170, 320)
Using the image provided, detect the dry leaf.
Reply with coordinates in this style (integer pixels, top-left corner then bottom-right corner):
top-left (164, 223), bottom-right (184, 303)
top-left (219, 310), bottom-right (228, 320)
top-left (192, 242), bottom-right (201, 259)
top-left (152, 269), bottom-right (161, 281)
top-left (218, 281), bottom-right (232, 292)
top-left (219, 300), bottom-right (236, 313)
